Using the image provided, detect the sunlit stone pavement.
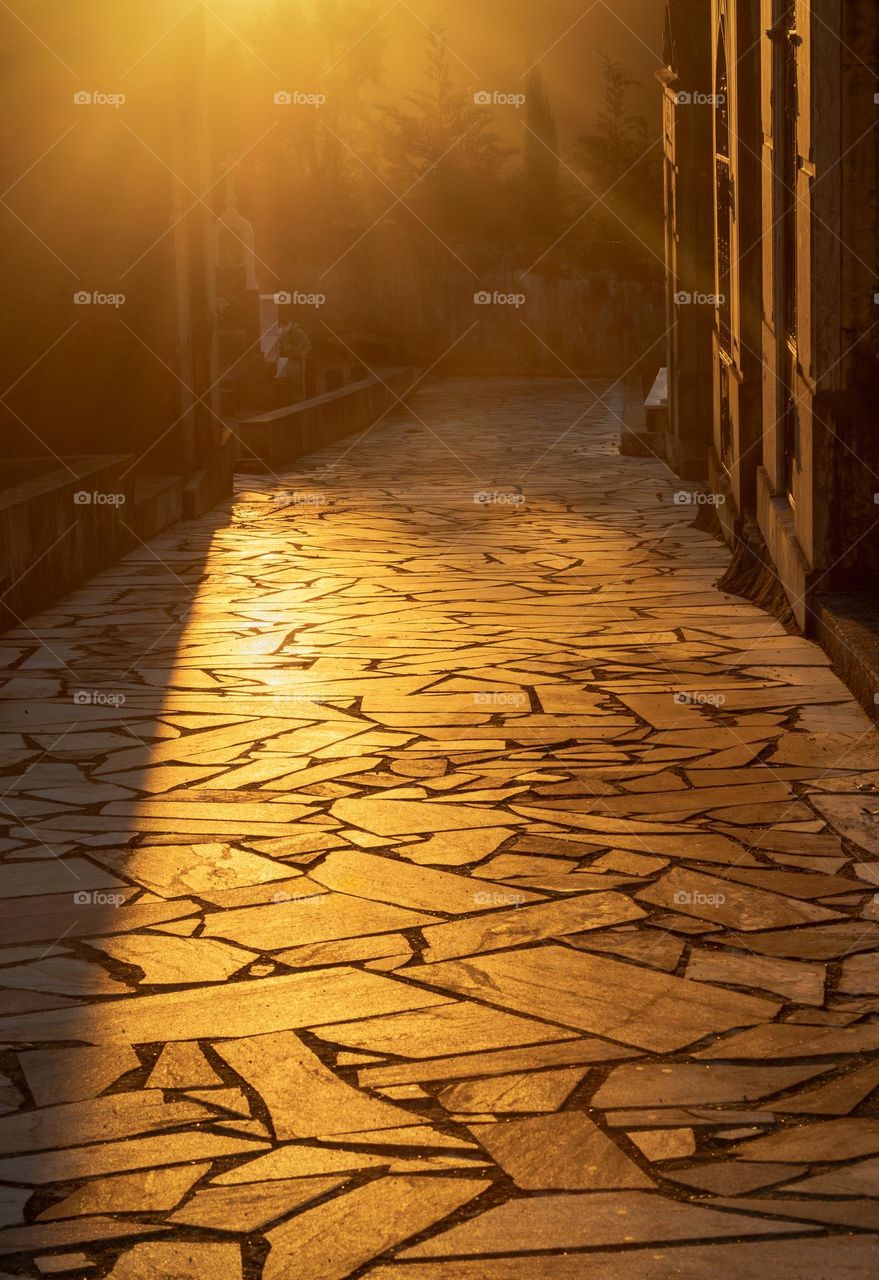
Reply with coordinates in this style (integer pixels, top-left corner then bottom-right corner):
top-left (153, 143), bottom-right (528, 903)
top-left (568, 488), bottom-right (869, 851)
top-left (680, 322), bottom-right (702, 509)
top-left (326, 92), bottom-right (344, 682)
top-left (2, 376), bottom-right (879, 1276)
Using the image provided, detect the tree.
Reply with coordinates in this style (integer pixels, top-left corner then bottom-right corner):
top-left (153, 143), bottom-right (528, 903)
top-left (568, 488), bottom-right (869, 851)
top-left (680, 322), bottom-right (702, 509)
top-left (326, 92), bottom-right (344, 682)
top-left (522, 65), bottom-right (560, 237)
top-left (381, 27), bottom-right (513, 235)
top-left (573, 51), bottom-right (662, 257)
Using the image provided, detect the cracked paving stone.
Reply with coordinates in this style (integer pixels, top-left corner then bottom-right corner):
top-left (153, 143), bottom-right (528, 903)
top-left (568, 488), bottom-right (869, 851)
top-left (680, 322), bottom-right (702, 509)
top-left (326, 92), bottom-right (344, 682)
top-left (214, 1030), bottom-right (421, 1138)
top-left (314, 1000), bottom-right (574, 1057)
top-left (104, 1243), bottom-right (243, 1280)
top-left (18, 1046), bottom-right (141, 1106)
top-left (262, 1175), bottom-right (488, 1280)
top-left (367, 1239), bottom-right (879, 1279)
top-left (731, 1118), bottom-right (879, 1162)
top-left (397, 1190), bottom-right (811, 1257)
top-left (169, 1175), bottom-right (349, 1231)
top-left (5, 378), bottom-right (879, 1266)
top-left (437, 1066), bottom-right (589, 1114)
top-left (465, 1113), bottom-right (652, 1188)
top-left (420, 891), bottom-right (645, 962)
top-left (590, 1063), bottom-right (828, 1108)
top-left (39, 1165), bottom-right (210, 1219)
top-left (0, 970), bottom-right (445, 1044)
top-left (411, 945), bottom-right (780, 1052)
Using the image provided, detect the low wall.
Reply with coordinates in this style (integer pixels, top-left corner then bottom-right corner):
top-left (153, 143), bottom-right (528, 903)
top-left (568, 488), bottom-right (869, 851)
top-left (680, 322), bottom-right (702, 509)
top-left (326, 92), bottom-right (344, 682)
top-left (0, 456), bottom-right (133, 628)
top-left (236, 367), bottom-right (419, 471)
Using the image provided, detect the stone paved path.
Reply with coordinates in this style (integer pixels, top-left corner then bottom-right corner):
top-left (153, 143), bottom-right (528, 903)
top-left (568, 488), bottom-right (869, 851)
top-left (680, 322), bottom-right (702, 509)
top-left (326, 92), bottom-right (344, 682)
top-left (2, 377), bottom-right (879, 1277)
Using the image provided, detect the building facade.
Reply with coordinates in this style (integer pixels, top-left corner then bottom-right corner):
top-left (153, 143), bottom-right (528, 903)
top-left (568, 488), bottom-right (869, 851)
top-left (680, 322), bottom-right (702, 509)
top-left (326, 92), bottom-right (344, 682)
top-left (656, 0), bottom-right (716, 480)
top-left (756, 0), bottom-right (879, 625)
top-left (664, 0), bottom-right (879, 632)
top-left (708, 0), bottom-right (764, 545)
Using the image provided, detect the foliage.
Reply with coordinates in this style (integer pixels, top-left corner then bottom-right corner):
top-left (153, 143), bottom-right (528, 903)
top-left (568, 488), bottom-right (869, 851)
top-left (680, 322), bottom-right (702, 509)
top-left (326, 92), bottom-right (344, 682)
top-left (522, 65), bottom-right (561, 237)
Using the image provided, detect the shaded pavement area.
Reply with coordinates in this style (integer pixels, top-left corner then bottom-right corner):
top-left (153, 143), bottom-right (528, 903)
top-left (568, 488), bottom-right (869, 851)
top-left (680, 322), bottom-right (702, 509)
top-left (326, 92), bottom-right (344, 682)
top-left (1, 377), bottom-right (879, 1277)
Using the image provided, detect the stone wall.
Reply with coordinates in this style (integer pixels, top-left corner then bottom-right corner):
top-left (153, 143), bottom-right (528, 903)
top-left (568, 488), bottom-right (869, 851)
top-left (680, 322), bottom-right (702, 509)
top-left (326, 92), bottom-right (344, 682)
top-left (280, 232), bottom-right (664, 379)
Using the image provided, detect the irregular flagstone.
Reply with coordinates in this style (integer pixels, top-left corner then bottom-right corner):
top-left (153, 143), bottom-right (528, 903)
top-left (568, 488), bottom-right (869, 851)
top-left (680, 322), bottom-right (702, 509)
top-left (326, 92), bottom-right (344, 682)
top-left (636, 868), bottom-right (842, 930)
top-left (87, 842), bottom-right (297, 896)
top-left (838, 952), bottom-right (879, 994)
top-left (768, 1061), bottom-right (879, 1115)
top-left (400, 829), bottom-right (513, 866)
top-left (9, 379), bottom-right (879, 1265)
top-left (366, 1238), bottom-right (879, 1278)
top-left (398, 1190), bottom-right (809, 1257)
top-left (104, 1242), bottom-right (243, 1280)
top-left (214, 1031), bottom-right (418, 1138)
top-left (707, 1195), bottom-right (879, 1230)
top-left (467, 1113), bottom-right (651, 1189)
top-left (332, 797), bottom-right (526, 835)
top-left (717, 921), bottom-right (879, 959)
top-left (0, 859), bottom-right (127, 899)
top-left (295, 1124), bottom-right (477, 1150)
top-left (410, 946), bottom-right (780, 1052)
top-left (309, 848), bottom-right (542, 915)
top-left (685, 950), bottom-right (826, 1005)
top-left (784, 1156), bottom-right (879, 1196)
top-left (18, 1045), bottom-right (140, 1106)
top-left (694, 1024), bottom-right (879, 1059)
top-left (274, 933), bottom-right (412, 968)
top-left (0, 956), bottom-right (131, 997)
top-left (0, 894), bottom-right (201, 946)
top-left (211, 1144), bottom-right (482, 1184)
top-left (146, 1042), bottom-right (224, 1089)
top-left (0, 1091), bottom-right (217, 1155)
top-left (39, 1165), bottom-right (210, 1219)
top-left (811, 794), bottom-right (879, 854)
top-left (565, 929), bottom-right (685, 971)
top-left (421, 892), bottom-right (645, 963)
top-left (314, 1001), bottom-right (574, 1057)
top-left (200, 892), bottom-right (437, 952)
top-left (90, 935), bottom-right (255, 985)
top-left (263, 1175), bottom-right (488, 1280)
top-left (590, 1064), bottom-right (827, 1108)
top-left (0, 1186), bottom-right (28, 1228)
top-left (357, 1039), bottom-right (634, 1087)
top-left (668, 1163), bottom-right (808, 1195)
top-left (437, 1067), bottom-right (589, 1114)
top-left (0, 970), bottom-right (447, 1044)
top-left (731, 1119), bottom-right (879, 1162)
top-left (629, 1128), bottom-right (695, 1161)
top-left (0, 1218), bottom-right (172, 1252)
top-left (169, 1176), bottom-right (348, 1231)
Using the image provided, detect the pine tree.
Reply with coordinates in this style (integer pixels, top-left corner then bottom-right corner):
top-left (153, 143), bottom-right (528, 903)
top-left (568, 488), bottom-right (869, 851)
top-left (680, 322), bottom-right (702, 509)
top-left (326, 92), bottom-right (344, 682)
top-left (522, 65), bottom-right (560, 237)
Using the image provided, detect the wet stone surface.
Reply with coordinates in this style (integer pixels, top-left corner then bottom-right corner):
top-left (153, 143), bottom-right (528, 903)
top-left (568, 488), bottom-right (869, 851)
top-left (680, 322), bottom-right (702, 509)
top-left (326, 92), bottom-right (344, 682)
top-left (1, 378), bottom-right (878, 1275)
